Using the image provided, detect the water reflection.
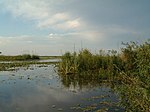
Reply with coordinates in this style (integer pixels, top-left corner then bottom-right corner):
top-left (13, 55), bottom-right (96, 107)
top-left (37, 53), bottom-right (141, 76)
top-left (59, 72), bottom-right (110, 91)
top-left (6, 86), bottom-right (82, 112)
top-left (0, 65), bottom-right (124, 112)
top-left (0, 59), bottom-right (61, 64)
top-left (38, 59), bottom-right (61, 62)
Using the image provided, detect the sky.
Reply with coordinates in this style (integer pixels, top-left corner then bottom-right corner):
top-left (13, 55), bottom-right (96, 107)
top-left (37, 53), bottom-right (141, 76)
top-left (0, 0), bottom-right (150, 56)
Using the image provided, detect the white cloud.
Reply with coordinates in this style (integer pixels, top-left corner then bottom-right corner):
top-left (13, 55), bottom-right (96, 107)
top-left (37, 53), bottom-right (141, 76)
top-left (0, 35), bottom-right (40, 54)
top-left (2, 0), bottom-right (49, 20)
top-left (0, 36), bottom-right (8, 45)
top-left (55, 18), bottom-right (81, 30)
top-left (1, 0), bottom-right (133, 37)
top-left (37, 13), bottom-right (70, 28)
top-left (0, 35), bottom-right (34, 43)
top-left (1, 0), bottom-right (82, 31)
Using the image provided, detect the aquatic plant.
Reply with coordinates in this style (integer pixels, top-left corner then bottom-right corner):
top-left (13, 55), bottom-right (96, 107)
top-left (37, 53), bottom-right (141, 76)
top-left (58, 52), bottom-right (78, 74)
top-left (0, 61), bottom-right (58, 71)
top-left (114, 40), bottom-right (150, 112)
top-left (58, 39), bottom-right (150, 111)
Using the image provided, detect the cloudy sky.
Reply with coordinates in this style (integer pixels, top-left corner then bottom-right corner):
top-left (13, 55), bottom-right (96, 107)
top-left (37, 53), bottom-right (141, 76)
top-left (0, 0), bottom-right (150, 55)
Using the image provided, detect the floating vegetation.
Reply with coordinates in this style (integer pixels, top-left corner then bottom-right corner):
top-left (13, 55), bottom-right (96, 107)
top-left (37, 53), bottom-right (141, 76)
top-left (96, 108), bottom-right (108, 112)
top-left (81, 104), bottom-right (97, 112)
top-left (81, 95), bottom-right (109, 101)
top-left (71, 101), bottom-right (116, 112)
top-left (0, 61), bottom-right (58, 71)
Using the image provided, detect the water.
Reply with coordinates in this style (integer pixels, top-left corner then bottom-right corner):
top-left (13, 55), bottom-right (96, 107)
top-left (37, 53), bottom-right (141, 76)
top-left (0, 59), bottom-right (61, 63)
top-left (38, 59), bottom-right (61, 62)
top-left (0, 64), bottom-right (124, 112)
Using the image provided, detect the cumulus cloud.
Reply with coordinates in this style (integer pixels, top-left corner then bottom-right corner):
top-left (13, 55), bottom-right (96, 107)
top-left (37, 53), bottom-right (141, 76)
top-left (37, 13), bottom-right (70, 28)
top-left (1, 0), bottom-right (81, 31)
top-left (55, 18), bottom-right (81, 31)
top-left (1, 0), bottom-right (49, 19)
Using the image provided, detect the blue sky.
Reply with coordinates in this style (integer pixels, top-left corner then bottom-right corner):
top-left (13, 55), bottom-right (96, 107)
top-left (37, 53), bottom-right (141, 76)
top-left (0, 0), bottom-right (150, 55)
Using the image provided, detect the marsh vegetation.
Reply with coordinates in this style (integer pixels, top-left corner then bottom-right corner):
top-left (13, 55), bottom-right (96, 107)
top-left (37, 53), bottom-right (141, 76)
top-left (0, 39), bottom-right (149, 112)
top-left (59, 39), bottom-right (150, 112)
top-left (0, 54), bottom-right (40, 61)
top-left (0, 55), bottom-right (60, 71)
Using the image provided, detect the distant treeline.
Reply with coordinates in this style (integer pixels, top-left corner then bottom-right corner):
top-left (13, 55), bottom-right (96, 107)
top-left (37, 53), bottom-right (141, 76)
top-left (0, 54), bottom-right (40, 61)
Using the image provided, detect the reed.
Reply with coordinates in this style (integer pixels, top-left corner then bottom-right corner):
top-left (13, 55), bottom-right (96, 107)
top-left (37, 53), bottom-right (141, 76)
top-left (58, 48), bottom-right (121, 75)
top-left (58, 39), bottom-right (150, 111)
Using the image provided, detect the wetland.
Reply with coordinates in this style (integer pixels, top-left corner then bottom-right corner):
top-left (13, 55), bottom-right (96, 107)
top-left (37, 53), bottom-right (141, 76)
top-left (0, 40), bottom-right (150, 112)
top-left (0, 60), bottom-right (124, 112)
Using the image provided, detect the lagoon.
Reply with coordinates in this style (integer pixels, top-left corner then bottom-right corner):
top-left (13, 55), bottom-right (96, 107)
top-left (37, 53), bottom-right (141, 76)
top-left (0, 63), bottom-right (124, 112)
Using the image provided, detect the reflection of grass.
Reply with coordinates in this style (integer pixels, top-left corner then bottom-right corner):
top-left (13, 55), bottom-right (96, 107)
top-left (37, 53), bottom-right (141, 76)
top-left (60, 72), bottom-right (122, 111)
top-left (59, 72), bottom-right (111, 89)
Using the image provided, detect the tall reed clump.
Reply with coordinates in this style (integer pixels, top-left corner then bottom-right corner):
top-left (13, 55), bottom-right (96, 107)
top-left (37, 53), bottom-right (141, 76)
top-left (115, 40), bottom-right (150, 112)
top-left (58, 48), bottom-right (121, 77)
top-left (58, 52), bottom-right (78, 74)
top-left (118, 40), bottom-right (150, 82)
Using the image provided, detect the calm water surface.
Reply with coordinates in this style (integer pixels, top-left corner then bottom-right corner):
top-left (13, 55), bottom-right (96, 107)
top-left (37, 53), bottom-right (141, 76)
top-left (0, 64), bottom-right (124, 112)
top-left (0, 59), bottom-right (61, 63)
